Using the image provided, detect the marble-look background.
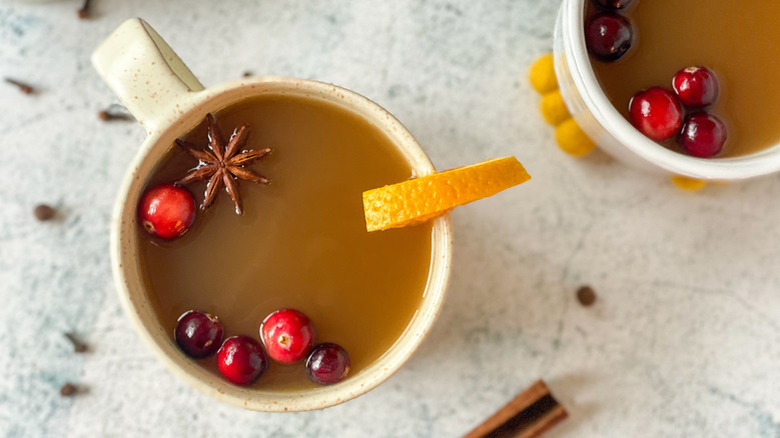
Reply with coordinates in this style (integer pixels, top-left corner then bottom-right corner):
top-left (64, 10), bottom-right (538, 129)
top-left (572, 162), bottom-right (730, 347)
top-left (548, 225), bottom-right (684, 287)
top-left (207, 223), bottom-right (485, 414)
top-left (1, 1), bottom-right (779, 437)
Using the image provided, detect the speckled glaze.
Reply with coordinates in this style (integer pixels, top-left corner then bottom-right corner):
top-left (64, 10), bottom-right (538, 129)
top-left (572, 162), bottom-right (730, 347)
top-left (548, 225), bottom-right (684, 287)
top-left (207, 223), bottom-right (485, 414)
top-left (553, 0), bottom-right (780, 180)
top-left (92, 18), bottom-right (453, 412)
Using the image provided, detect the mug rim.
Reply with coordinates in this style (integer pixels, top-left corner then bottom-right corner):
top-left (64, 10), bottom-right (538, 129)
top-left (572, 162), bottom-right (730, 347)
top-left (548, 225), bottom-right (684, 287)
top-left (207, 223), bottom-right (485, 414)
top-left (111, 76), bottom-right (453, 412)
top-left (563, 0), bottom-right (780, 180)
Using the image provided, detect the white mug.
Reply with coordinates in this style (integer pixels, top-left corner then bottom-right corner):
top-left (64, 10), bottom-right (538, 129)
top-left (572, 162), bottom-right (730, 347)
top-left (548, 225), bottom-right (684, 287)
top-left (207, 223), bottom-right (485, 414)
top-left (92, 18), bottom-right (453, 412)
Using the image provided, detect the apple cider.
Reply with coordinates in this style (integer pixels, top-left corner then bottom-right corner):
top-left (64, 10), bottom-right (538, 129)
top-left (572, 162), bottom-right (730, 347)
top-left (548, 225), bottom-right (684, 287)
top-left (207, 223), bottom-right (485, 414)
top-left (137, 94), bottom-right (434, 390)
top-left (587, 0), bottom-right (780, 157)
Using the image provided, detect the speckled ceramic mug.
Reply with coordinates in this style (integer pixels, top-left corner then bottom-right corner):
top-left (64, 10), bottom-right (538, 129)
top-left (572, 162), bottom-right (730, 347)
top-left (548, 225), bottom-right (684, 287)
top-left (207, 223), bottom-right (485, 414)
top-left (553, 0), bottom-right (780, 180)
top-left (92, 18), bottom-right (452, 412)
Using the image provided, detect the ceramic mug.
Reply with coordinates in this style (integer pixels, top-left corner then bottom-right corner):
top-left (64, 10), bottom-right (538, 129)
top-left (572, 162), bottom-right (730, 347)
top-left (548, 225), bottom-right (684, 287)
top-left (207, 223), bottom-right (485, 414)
top-left (93, 18), bottom-right (453, 412)
top-left (553, 0), bottom-right (780, 180)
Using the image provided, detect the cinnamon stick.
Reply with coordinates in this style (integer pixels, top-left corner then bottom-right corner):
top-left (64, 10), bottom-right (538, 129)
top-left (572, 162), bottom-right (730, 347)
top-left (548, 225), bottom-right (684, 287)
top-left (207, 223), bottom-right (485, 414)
top-left (463, 380), bottom-right (567, 438)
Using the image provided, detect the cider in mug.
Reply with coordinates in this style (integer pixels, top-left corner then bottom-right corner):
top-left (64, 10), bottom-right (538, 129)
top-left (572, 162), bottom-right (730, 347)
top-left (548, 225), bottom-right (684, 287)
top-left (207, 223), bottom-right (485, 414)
top-left (586, 0), bottom-right (780, 158)
top-left (138, 95), bottom-right (434, 390)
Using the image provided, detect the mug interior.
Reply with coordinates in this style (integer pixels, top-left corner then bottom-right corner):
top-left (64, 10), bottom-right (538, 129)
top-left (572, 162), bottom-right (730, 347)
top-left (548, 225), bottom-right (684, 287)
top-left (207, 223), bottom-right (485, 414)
top-left (111, 77), bottom-right (453, 411)
top-left (562, 0), bottom-right (780, 180)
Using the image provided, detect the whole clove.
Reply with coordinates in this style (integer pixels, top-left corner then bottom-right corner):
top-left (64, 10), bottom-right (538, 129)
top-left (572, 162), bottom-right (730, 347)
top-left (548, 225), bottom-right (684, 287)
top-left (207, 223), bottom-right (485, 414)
top-left (576, 285), bottom-right (597, 307)
top-left (4, 78), bottom-right (34, 94)
top-left (60, 383), bottom-right (77, 397)
top-left (77, 0), bottom-right (92, 19)
top-left (98, 108), bottom-right (132, 122)
top-left (64, 332), bottom-right (88, 353)
top-left (34, 204), bottom-right (56, 221)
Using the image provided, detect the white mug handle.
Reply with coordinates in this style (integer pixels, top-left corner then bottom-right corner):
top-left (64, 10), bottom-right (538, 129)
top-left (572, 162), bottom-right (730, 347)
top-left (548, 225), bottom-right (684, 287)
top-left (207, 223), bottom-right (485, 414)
top-left (92, 18), bottom-right (205, 134)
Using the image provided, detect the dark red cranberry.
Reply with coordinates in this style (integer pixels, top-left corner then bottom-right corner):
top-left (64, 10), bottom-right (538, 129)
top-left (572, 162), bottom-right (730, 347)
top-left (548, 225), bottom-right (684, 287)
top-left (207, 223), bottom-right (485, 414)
top-left (672, 66), bottom-right (720, 109)
top-left (585, 13), bottom-right (634, 63)
top-left (217, 335), bottom-right (269, 385)
top-left (591, 0), bottom-right (635, 9)
top-left (305, 343), bottom-right (351, 385)
top-left (138, 184), bottom-right (195, 239)
top-left (679, 112), bottom-right (727, 158)
top-left (260, 309), bottom-right (315, 364)
top-left (629, 87), bottom-right (684, 141)
top-left (174, 311), bottom-right (224, 359)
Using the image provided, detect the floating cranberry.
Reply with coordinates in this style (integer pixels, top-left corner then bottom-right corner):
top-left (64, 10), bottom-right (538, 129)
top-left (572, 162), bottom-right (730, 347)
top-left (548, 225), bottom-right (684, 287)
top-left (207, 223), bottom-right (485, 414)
top-left (673, 66), bottom-right (720, 109)
top-left (217, 335), bottom-right (268, 385)
top-left (679, 112), bottom-right (727, 158)
top-left (260, 309), bottom-right (315, 364)
top-left (138, 184), bottom-right (195, 239)
top-left (305, 343), bottom-right (351, 385)
top-left (629, 87), bottom-right (683, 141)
top-left (585, 13), bottom-right (634, 63)
top-left (174, 311), bottom-right (224, 359)
top-left (591, 0), bottom-right (635, 9)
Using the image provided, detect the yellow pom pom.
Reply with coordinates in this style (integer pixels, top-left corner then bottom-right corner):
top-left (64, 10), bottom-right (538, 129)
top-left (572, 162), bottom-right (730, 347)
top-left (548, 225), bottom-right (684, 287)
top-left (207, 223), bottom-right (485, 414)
top-left (670, 175), bottom-right (708, 191)
top-left (555, 118), bottom-right (596, 157)
top-left (539, 90), bottom-right (571, 126)
top-left (529, 54), bottom-right (558, 95)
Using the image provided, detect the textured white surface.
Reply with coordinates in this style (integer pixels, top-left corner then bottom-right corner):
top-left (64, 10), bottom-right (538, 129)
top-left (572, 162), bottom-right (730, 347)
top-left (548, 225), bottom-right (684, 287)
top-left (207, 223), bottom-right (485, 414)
top-left (1, 1), bottom-right (779, 437)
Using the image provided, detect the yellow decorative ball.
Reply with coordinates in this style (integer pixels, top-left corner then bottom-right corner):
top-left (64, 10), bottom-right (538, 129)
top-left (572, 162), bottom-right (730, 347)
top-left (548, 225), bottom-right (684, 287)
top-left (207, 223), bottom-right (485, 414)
top-left (529, 54), bottom-right (558, 95)
top-left (555, 118), bottom-right (596, 157)
top-left (539, 90), bottom-right (571, 126)
top-left (670, 175), bottom-right (708, 191)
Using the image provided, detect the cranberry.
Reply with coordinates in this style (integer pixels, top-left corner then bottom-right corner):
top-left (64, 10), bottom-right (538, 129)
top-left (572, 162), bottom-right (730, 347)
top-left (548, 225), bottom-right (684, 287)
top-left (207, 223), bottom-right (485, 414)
top-left (679, 112), bottom-right (727, 158)
top-left (629, 87), bottom-right (684, 141)
top-left (305, 343), bottom-right (351, 385)
top-left (585, 13), bottom-right (634, 63)
top-left (217, 335), bottom-right (269, 386)
top-left (672, 66), bottom-right (720, 109)
top-left (260, 309), bottom-right (315, 364)
top-left (138, 184), bottom-right (195, 239)
top-left (591, 0), bottom-right (635, 9)
top-left (174, 310), bottom-right (224, 359)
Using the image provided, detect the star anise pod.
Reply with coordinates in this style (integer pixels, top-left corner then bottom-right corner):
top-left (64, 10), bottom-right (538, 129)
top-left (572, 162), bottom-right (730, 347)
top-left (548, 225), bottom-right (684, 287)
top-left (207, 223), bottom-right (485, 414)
top-left (175, 113), bottom-right (270, 214)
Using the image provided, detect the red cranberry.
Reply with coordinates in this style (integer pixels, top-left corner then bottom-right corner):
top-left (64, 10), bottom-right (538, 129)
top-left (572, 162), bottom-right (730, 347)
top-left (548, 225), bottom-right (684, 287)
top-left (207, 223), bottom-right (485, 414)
top-left (591, 0), bottom-right (635, 9)
top-left (305, 343), bottom-right (351, 385)
top-left (260, 309), bottom-right (315, 364)
top-left (138, 184), bottom-right (195, 239)
top-left (585, 13), bottom-right (634, 63)
top-left (679, 112), bottom-right (727, 158)
top-left (672, 66), bottom-right (720, 109)
top-left (217, 335), bottom-right (269, 386)
top-left (629, 87), bottom-right (684, 141)
top-left (174, 311), bottom-right (224, 359)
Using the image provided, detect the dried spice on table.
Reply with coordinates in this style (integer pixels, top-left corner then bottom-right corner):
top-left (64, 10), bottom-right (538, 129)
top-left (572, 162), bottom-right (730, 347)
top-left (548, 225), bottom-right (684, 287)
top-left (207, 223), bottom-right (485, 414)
top-left (64, 332), bottom-right (88, 353)
top-left (576, 285), bottom-right (597, 307)
top-left (60, 383), bottom-right (77, 397)
top-left (77, 0), bottom-right (93, 19)
top-left (34, 205), bottom-right (56, 222)
top-left (5, 78), bottom-right (34, 94)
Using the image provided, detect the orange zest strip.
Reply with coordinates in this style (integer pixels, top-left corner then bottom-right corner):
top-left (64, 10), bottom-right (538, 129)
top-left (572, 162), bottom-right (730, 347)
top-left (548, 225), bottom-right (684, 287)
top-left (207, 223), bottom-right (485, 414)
top-left (362, 157), bottom-right (531, 232)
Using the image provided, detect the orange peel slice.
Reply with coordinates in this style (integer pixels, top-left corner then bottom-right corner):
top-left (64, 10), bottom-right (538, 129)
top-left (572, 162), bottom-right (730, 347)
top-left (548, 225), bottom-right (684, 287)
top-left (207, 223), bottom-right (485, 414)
top-left (362, 157), bottom-right (531, 232)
